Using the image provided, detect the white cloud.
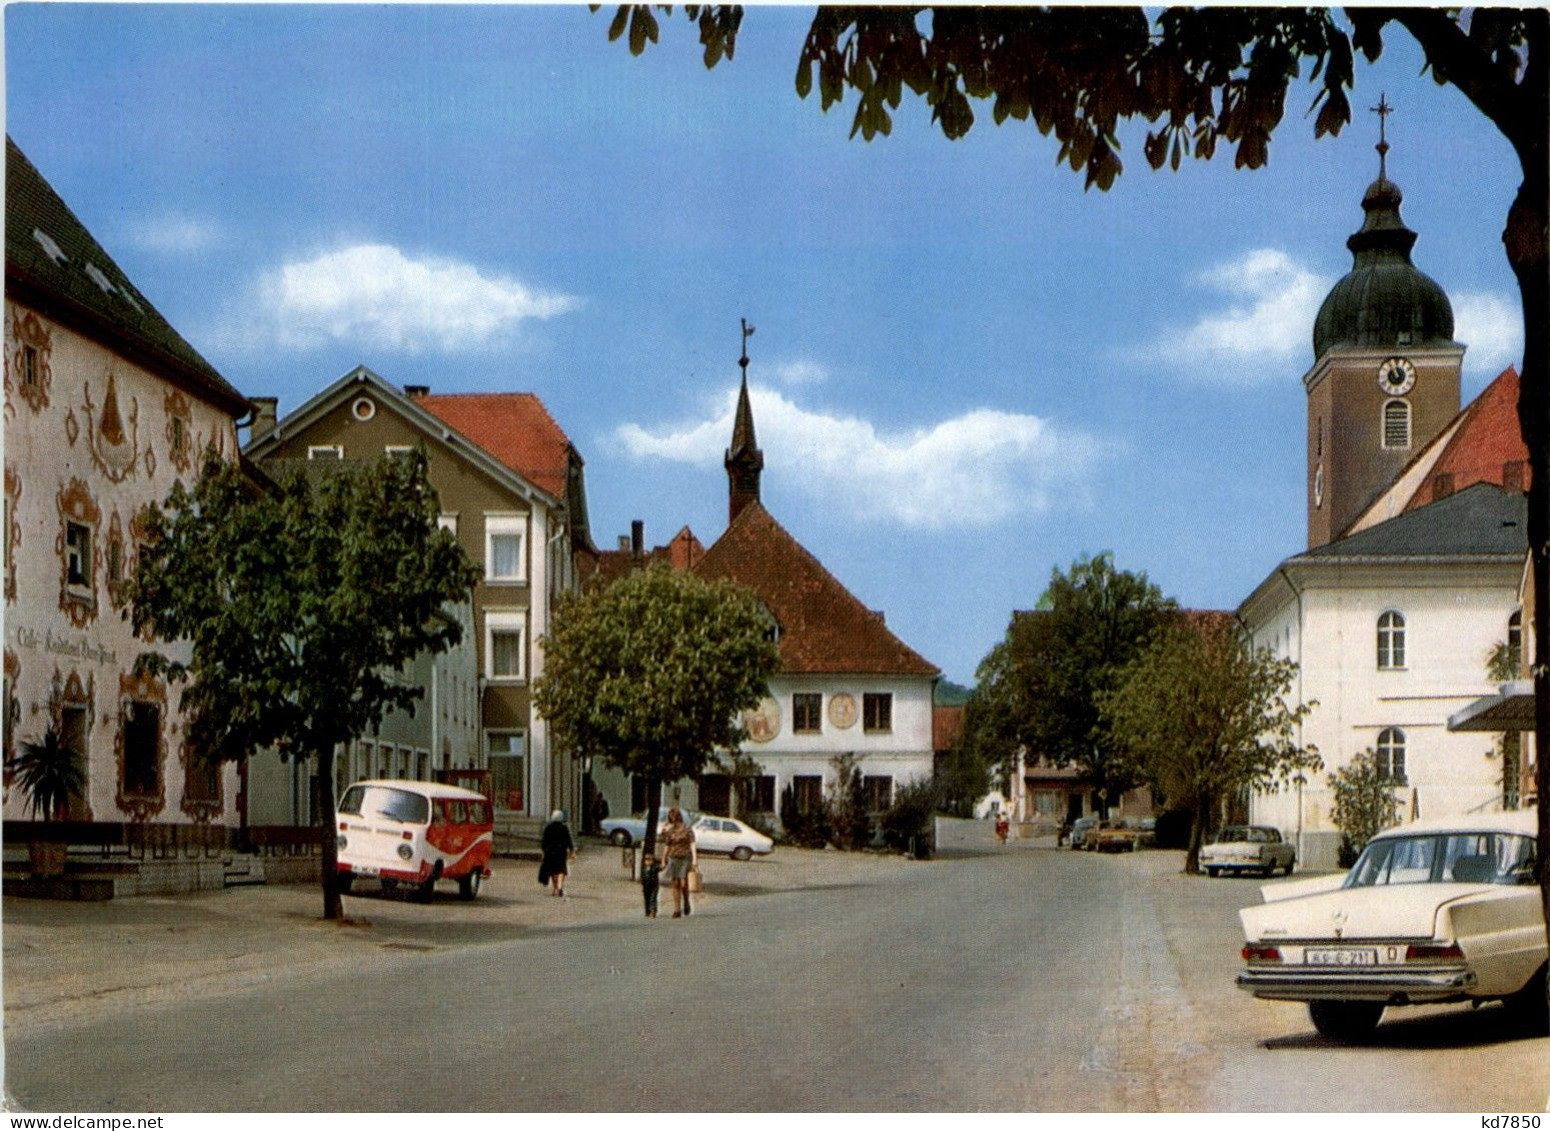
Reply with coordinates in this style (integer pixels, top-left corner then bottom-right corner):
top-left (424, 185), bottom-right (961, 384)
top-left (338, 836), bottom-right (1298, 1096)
top-left (130, 214), bottom-right (222, 254)
top-left (764, 359), bottom-right (830, 386)
top-left (1454, 291), bottom-right (1523, 376)
top-left (616, 386), bottom-right (1111, 530)
top-left (1138, 249), bottom-right (1331, 380)
top-left (212, 243), bottom-right (578, 354)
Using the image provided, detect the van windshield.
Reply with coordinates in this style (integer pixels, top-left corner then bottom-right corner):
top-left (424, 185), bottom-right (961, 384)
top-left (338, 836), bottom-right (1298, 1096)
top-left (338, 785), bottom-right (430, 825)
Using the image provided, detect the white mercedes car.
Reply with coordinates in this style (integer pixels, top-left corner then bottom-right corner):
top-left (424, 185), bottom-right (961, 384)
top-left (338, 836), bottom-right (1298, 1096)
top-left (1201, 825), bottom-right (1297, 877)
top-left (1236, 811), bottom-right (1547, 1041)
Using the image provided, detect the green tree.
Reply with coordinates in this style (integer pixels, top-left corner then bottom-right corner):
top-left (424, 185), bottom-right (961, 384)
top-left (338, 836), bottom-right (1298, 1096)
top-left (826, 751), bottom-right (871, 850)
top-left (532, 564), bottom-right (779, 857)
top-left (1328, 749), bottom-right (1403, 865)
top-left (967, 553), bottom-right (1176, 810)
top-left (127, 448), bottom-right (480, 921)
top-left (602, 0), bottom-right (1550, 955)
top-left (1101, 615), bottom-right (1320, 873)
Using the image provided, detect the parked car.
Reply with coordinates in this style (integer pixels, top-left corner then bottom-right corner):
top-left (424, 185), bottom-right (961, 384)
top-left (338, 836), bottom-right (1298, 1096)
top-left (1069, 816), bottom-right (1100, 850)
top-left (691, 815), bottom-right (774, 861)
top-left (1093, 821), bottom-right (1140, 853)
top-left (600, 808), bottom-right (693, 848)
top-left (1236, 811), bottom-right (1547, 1041)
top-left (1201, 825), bottom-right (1296, 877)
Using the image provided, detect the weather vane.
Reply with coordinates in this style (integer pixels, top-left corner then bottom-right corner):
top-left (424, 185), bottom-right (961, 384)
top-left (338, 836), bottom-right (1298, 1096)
top-left (1372, 93), bottom-right (1393, 181)
top-left (740, 317), bottom-right (755, 378)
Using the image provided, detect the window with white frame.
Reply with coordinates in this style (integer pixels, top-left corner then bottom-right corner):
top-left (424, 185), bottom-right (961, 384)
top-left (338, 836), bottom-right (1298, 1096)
top-left (1376, 728), bottom-right (1407, 783)
top-left (484, 515), bottom-right (527, 583)
top-left (65, 522), bottom-right (91, 588)
top-left (486, 611), bottom-right (527, 681)
top-left (1377, 611), bottom-right (1406, 670)
top-left (307, 445), bottom-right (343, 460)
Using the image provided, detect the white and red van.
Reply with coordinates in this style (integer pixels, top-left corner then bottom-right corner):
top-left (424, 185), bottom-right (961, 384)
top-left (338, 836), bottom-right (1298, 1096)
top-left (336, 779), bottom-right (494, 901)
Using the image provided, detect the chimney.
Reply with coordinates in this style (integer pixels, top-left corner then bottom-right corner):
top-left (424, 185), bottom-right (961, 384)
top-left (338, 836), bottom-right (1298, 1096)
top-left (404, 384), bottom-right (430, 399)
top-left (631, 520), bottom-right (644, 564)
top-left (250, 396), bottom-right (278, 442)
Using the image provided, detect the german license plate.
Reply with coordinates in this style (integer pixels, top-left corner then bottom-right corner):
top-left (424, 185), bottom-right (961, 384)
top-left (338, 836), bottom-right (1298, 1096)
top-left (353, 865), bottom-right (380, 877)
top-left (1306, 947), bottom-right (1378, 966)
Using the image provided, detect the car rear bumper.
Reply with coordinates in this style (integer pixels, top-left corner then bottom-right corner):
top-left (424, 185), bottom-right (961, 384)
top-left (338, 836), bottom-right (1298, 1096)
top-left (1236, 965), bottom-right (1477, 1003)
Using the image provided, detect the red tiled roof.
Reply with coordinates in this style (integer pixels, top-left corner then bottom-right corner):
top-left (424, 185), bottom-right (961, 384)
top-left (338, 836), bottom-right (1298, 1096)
top-left (414, 392), bottom-right (573, 498)
top-left (585, 527), bottom-right (706, 590)
top-left (693, 502), bottom-right (939, 678)
top-left (933, 704), bottom-right (964, 751)
top-left (1404, 367), bottom-right (1529, 512)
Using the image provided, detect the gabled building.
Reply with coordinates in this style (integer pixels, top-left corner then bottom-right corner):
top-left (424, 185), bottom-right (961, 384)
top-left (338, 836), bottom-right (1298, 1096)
top-left (594, 372), bottom-right (941, 826)
top-left (4, 137), bottom-right (253, 830)
top-left (243, 367), bottom-right (596, 822)
top-left (1238, 136), bottom-right (1530, 867)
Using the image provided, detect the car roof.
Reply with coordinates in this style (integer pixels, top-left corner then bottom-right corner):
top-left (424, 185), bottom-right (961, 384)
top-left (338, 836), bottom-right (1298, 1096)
top-left (348, 778), bottom-right (490, 802)
top-left (1369, 810), bottom-right (1536, 840)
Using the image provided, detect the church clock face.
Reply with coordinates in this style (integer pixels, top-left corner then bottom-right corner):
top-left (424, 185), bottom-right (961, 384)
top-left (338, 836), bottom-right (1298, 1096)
top-left (1378, 357), bottom-right (1417, 396)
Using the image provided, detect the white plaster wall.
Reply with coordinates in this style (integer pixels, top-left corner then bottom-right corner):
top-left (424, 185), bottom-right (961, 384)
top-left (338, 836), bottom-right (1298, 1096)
top-left (1246, 566), bottom-right (1520, 854)
top-left (4, 303), bottom-right (243, 824)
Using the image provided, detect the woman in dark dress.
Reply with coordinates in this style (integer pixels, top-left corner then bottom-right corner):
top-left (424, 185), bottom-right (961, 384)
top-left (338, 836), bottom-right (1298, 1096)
top-left (539, 809), bottom-right (575, 897)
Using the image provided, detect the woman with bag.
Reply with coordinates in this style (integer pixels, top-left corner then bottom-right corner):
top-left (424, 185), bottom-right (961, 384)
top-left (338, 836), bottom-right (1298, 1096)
top-left (538, 809), bottom-right (576, 898)
top-left (659, 807), bottom-right (697, 918)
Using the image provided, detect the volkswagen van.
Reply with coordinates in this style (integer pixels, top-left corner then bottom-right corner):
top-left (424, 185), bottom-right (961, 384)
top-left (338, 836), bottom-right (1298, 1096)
top-left (336, 779), bottom-right (494, 901)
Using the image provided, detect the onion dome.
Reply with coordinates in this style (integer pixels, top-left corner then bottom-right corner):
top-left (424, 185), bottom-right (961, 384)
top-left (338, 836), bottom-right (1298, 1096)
top-left (1312, 171), bottom-right (1455, 360)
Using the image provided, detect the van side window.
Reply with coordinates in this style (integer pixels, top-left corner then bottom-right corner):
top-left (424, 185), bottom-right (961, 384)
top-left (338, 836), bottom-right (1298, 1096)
top-left (431, 801), bottom-right (448, 826)
top-left (469, 801), bottom-right (490, 824)
top-left (449, 801), bottom-right (467, 824)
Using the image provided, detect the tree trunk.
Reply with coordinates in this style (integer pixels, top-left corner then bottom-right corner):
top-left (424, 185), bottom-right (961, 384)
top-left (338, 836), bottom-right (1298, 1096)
top-left (1184, 798), bottom-right (1210, 874)
top-left (315, 745), bottom-right (343, 921)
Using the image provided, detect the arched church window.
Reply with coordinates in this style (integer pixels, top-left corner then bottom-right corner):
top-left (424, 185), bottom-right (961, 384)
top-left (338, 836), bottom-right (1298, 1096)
top-left (1507, 609), bottom-right (1523, 673)
top-left (1377, 611), bottom-right (1406, 670)
top-left (1382, 399), bottom-right (1411, 449)
top-left (1375, 728), bottom-right (1407, 784)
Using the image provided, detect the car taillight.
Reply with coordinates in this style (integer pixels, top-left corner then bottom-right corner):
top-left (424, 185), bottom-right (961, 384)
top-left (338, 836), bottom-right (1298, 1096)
top-left (1405, 942), bottom-right (1465, 962)
top-left (1242, 944), bottom-right (1281, 963)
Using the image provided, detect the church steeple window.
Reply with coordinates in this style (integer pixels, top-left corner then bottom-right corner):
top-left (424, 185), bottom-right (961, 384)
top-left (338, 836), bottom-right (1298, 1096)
top-left (1382, 399), bottom-right (1411, 449)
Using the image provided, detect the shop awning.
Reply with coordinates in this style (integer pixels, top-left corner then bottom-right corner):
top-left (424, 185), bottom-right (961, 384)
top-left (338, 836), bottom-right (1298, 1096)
top-left (1448, 680), bottom-right (1536, 732)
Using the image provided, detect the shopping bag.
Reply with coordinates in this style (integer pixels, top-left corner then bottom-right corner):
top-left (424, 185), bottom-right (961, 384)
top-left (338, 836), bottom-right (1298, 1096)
top-left (687, 864), bottom-right (703, 893)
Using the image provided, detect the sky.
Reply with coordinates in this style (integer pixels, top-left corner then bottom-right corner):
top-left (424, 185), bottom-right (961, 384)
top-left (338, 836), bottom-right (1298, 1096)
top-left (5, 4), bottom-right (1527, 686)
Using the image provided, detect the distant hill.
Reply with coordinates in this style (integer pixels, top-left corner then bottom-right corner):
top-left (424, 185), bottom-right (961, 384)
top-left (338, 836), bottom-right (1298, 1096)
top-left (934, 680), bottom-right (973, 706)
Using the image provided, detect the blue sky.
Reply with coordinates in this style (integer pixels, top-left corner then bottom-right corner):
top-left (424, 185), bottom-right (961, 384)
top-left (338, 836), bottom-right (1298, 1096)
top-left (6, 5), bottom-right (1526, 685)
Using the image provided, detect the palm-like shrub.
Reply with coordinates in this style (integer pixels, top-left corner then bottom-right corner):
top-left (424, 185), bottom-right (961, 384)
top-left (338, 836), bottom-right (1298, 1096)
top-left (13, 727), bottom-right (85, 820)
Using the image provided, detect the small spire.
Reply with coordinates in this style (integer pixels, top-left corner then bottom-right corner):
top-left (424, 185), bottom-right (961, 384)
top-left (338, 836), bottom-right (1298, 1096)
top-left (1371, 93), bottom-right (1393, 182)
top-left (725, 317), bottom-right (764, 524)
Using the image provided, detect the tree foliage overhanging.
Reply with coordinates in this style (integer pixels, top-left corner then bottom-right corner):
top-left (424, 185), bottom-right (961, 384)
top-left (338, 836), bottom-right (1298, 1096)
top-left (532, 563), bottom-right (779, 855)
top-left (1101, 615), bottom-right (1320, 873)
top-left (127, 447), bottom-right (481, 919)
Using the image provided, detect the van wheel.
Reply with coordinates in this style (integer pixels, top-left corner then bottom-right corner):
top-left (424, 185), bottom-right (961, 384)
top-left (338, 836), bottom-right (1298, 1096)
top-left (1205, 867), bottom-right (1220, 878)
top-left (732, 846), bottom-right (753, 862)
top-left (459, 871), bottom-right (482, 901)
top-left (1284, 860), bottom-right (1296, 876)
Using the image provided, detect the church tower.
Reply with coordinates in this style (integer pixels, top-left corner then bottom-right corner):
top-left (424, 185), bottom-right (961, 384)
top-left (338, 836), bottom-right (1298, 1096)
top-left (725, 319), bottom-right (764, 525)
top-left (1305, 99), bottom-right (1463, 548)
